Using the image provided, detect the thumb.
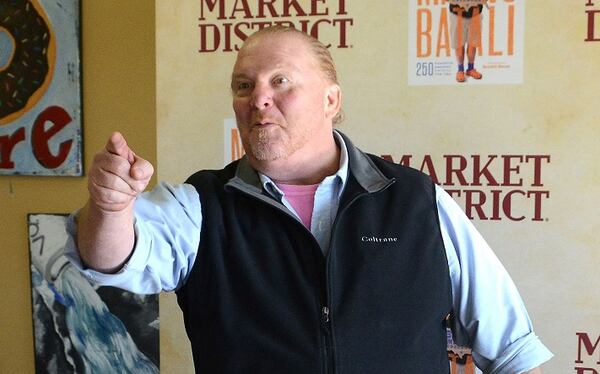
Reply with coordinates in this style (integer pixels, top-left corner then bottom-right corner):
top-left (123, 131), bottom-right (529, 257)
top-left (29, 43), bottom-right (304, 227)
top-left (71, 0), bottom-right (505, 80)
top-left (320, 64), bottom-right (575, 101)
top-left (105, 132), bottom-right (135, 164)
top-left (130, 153), bottom-right (154, 182)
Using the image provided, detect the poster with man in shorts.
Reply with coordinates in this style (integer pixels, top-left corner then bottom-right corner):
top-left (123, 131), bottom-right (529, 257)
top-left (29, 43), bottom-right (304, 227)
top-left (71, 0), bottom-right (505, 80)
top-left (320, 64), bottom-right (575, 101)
top-left (408, 0), bottom-right (523, 86)
top-left (449, 0), bottom-right (487, 83)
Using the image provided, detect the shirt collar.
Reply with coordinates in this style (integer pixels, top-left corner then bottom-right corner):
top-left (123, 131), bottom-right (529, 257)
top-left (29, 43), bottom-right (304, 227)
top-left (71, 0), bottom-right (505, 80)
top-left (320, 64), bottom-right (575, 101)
top-left (259, 130), bottom-right (349, 199)
top-left (225, 129), bottom-right (393, 197)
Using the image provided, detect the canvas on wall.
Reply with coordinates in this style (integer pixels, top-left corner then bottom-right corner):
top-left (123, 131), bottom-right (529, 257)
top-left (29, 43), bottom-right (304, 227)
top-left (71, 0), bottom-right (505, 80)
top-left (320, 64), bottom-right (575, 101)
top-left (28, 213), bottom-right (159, 373)
top-left (0, 0), bottom-right (82, 175)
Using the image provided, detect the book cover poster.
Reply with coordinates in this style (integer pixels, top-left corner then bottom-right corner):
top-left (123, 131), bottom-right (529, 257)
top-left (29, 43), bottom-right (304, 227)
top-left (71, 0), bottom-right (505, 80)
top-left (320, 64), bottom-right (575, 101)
top-left (28, 214), bottom-right (159, 373)
top-left (408, 0), bottom-right (524, 85)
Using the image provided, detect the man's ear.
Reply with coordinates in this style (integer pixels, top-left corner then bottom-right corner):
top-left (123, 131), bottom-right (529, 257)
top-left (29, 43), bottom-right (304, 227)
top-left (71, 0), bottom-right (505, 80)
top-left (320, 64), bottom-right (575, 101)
top-left (324, 84), bottom-right (342, 121)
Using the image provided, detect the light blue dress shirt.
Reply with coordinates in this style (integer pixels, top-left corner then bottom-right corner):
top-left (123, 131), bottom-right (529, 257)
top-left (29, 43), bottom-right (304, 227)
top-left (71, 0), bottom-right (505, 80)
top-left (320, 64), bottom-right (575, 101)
top-left (65, 133), bottom-right (552, 373)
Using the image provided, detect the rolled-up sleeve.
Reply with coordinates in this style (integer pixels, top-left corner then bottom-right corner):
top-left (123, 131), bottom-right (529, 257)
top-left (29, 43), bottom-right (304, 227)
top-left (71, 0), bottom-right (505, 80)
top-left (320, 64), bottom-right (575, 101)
top-left (64, 182), bottom-right (202, 294)
top-left (436, 185), bottom-right (553, 373)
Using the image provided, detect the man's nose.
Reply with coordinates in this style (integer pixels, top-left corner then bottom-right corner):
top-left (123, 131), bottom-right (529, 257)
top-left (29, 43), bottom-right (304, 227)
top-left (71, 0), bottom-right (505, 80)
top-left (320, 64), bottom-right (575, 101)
top-left (250, 83), bottom-right (273, 110)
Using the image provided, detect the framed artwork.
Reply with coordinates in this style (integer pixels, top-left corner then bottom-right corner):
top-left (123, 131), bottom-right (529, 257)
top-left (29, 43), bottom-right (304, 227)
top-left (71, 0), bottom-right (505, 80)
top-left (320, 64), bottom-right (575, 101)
top-left (28, 214), bottom-right (159, 373)
top-left (0, 0), bottom-right (82, 176)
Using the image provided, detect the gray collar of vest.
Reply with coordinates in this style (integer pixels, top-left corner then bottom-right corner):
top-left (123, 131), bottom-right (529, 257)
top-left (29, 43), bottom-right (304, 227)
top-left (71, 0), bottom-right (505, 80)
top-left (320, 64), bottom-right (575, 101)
top-left (225, 130), bottom-right (393, 194)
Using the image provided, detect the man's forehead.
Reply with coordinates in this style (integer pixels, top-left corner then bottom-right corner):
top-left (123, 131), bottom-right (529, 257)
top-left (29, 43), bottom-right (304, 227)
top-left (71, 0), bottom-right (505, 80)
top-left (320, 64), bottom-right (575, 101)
top-left (233, 33), bottom-right (315, 74)
top-left (239, 32), bottom-right (309, 58)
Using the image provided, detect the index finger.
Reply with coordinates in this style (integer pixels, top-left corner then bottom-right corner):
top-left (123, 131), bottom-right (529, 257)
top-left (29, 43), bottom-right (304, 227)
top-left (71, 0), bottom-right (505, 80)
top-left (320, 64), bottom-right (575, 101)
top-left (105, 132), bottom-right (135, 164)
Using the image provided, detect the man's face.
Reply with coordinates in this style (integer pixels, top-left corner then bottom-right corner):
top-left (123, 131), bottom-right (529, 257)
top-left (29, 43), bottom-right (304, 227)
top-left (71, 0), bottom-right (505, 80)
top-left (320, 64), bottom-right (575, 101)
top-left (231, 33), bottom-right (339, 166)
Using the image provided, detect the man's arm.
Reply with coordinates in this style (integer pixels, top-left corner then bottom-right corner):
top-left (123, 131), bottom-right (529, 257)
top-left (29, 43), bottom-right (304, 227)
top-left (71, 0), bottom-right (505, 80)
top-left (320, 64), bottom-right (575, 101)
top-left (436, 185), bottom-right (553, 372)
top-left (77, 132), bottom-right (154, 273)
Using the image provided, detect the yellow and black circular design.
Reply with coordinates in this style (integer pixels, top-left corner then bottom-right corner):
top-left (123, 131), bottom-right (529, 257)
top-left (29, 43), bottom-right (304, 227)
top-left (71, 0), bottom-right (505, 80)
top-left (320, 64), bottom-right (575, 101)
top-left (0, 0), bottom-right (56, 126)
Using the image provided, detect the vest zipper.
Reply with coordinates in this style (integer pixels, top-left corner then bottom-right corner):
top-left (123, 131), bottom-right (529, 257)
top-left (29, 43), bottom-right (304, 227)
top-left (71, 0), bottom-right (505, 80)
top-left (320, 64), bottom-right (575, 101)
top-left (322, 306), bottom-right (330, 323)
top-left (322, 180), bottom-right (396, 374)
top-left (321, 306), bottom-right (334, 374)
top-left (230, 181), bottom-right (398, 373)
top-left (231, 185), bottom-right (336, 372)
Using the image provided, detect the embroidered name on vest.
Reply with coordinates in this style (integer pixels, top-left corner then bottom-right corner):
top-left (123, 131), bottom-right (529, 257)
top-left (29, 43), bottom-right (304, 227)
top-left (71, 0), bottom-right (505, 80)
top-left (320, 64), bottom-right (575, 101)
top-left (361, 236), bottom-right (398, 243)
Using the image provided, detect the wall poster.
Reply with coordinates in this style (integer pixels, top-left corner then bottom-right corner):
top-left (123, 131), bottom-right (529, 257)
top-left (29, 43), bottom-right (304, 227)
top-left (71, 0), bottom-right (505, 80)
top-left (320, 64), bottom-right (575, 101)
top-left (28, 214), bottom-right (159, 373)
top-left (0, 0), bottom-right (82, 176)
top-left (408, 0), bottom-right (524, 85)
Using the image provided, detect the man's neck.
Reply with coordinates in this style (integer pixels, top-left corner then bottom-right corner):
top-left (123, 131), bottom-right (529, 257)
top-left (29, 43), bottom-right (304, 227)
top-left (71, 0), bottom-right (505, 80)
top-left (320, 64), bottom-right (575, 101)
top-left (250, 135), bottom-right (340, 185)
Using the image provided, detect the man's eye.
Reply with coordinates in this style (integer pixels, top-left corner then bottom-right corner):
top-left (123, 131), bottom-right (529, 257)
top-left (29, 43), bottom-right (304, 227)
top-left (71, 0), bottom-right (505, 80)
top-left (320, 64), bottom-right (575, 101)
top-left (237, 82), bottom-right (251, 90)
top-left (274, 77), bottom-right (289, 85)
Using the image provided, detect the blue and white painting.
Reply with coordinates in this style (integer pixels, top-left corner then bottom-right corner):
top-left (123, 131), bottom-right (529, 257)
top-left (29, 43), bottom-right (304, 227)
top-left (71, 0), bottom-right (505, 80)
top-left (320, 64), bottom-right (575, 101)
top-left (28, 214), bottom-right (159, 373)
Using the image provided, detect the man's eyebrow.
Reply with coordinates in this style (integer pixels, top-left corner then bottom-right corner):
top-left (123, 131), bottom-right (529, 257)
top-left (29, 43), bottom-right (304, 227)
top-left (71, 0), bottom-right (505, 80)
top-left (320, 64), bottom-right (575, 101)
top-left (231, 73), bottom-right (247, 81)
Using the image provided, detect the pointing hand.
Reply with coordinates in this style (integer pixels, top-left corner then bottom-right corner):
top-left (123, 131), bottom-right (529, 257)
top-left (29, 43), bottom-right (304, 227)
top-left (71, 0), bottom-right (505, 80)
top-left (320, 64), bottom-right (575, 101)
top-left (87, 132), bottom-right (154, 212)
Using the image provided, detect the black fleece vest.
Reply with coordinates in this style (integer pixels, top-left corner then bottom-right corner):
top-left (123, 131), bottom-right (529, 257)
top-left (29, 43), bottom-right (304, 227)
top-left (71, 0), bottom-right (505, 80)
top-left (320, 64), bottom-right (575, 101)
top-left (176, 138), bottom-right (452, 374)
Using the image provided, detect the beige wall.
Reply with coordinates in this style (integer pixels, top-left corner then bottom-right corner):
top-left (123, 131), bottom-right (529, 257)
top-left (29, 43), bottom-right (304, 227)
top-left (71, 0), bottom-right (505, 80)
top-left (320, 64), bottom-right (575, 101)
top-left (156, 1), bottom-right (600, 373)
top-left (0, 1), bottom-right (156, 372)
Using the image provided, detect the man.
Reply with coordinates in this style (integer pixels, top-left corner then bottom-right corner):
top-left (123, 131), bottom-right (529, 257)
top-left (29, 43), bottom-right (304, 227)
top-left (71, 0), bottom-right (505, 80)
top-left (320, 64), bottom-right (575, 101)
top-left (449, 0), bottom-right (486, 83)
top-left (66, 26), bottom-right (552, 373)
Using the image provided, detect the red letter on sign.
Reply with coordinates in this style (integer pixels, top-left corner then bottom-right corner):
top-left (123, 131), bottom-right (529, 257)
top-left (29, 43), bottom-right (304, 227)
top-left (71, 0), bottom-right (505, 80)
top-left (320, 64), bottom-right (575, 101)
top-left (31, 106), bottom-right (73, 169)
top-left (575, 368), bottom-right (599, 374)
top-left (0, 126), bottom-right (26, 169)
top-left (586, 10), bottom-right (600, 41)
top-left (576, 332), bottom-right (600, 364)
